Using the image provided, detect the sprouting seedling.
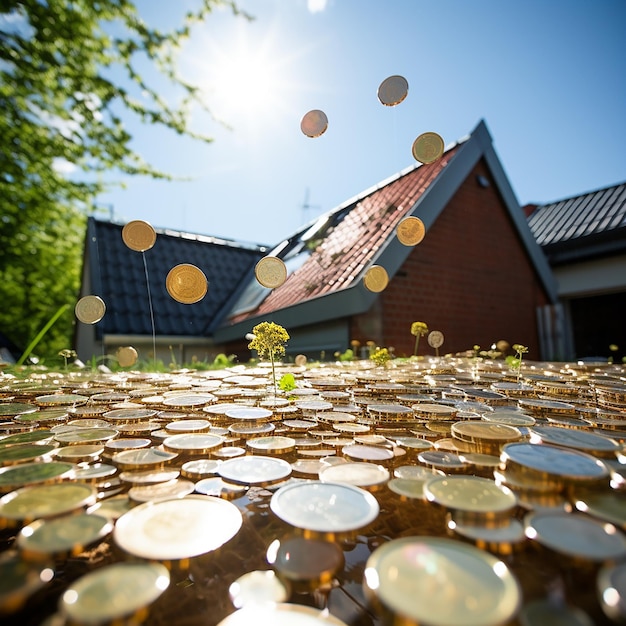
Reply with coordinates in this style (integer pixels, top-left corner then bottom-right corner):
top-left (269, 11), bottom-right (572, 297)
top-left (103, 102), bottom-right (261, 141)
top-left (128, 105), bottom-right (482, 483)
top-left (58, 349), bottom-right (77, 370)
top-left (247, 322), bottom-right (290, 396)
top-left (511, 344), bottom-right (528, 382)
top-left (410, 321), bottom-right (428, 356)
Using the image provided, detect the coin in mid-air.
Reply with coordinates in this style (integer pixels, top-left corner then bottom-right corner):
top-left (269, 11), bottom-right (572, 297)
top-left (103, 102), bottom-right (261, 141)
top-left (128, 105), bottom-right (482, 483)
top-left (166, 264), bottom-right (208, 304)
top-left (116, 346), bottom-right (138, 368)
top-left (121, 220), bottom-right (156, 252)
top-left (75, 295), bottom-right (106, 324)
top-left (363, 265), bottom-right (389, 293)
top-left (411, 132), bottom-right (445, 164)
top-left (396, 216), bottom-right (425, 246)
top-left (300, 109), bottom-right (328, 138)
top-left (377, 75), bottom-right (409, 106)
top-left (255, 257), bottom-right (287, 289)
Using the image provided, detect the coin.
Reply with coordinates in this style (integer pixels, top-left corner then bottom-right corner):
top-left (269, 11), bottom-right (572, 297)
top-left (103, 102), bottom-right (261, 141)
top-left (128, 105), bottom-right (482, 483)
top-left (270, 480), bottom-right (379, 534)
top-left (254, 256), bottom-right (287, 289)
top-left (363, 536), bottom-right (521, 626)
top-left (217, 604), bottom-right (350, 626)
top-left (121, 220), bottom-right (156, 252)
top-left (300, 109), bottom-right (328, 138)
top-left (412, 131), bottom-right (445, 164)
top-left (113, 495), bottom-right (242, 560)
top-left (396, 216), bottom-right (425, 246)
top-left (217, 455), bottom-right (292, 486)
top-left (116, 346), bottom-right (138, 367)
top-left (525, 511), bottom-right (626, 561)
top-left (165, 263), bottom-right (208, 304)
top-left (17, 513), bottom-right (113, 558)
top-left (363, 265), bottom-right (389, 292)
top-left (74, 295), bottom-right (106, 324)
top-left (0, 483), bottom-right (96, 524)
top-left (377, 75), bottom-right (409, 106)
top-left (59, 562), bottom-right (169, 624)
top-left (428, 330), bottom-right (445, 349)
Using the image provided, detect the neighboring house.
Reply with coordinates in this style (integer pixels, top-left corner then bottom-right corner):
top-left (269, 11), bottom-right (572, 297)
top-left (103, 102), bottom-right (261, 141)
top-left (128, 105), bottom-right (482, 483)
top-left (214, 120), bottom-right (558, 360)
top-left (74, 219), bottom-right (266, 365)
top-left (526, 182), bottom-right (626, 362)
top-left (82, 119), bottom-right (614, 366)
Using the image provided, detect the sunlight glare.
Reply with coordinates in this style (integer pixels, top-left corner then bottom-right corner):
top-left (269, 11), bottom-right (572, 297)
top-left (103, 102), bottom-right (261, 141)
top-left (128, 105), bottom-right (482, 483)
top-left (202, 30), bottom-right (293, 127)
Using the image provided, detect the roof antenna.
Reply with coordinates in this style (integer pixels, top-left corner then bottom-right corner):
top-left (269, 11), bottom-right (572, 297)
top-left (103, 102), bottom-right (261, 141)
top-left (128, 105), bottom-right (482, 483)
top-left (301, 188), bottom-right (320, 224)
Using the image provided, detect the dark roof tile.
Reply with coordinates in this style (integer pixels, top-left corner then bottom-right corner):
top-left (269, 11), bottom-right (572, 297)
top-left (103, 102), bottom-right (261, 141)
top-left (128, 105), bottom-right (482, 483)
top-left (87, 219), bottom-right (265, 337)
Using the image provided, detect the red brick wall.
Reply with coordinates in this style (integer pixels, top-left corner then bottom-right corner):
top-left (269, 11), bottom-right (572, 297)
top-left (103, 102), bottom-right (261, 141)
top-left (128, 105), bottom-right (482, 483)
top-left (353, 159), bottom-right (550, 359)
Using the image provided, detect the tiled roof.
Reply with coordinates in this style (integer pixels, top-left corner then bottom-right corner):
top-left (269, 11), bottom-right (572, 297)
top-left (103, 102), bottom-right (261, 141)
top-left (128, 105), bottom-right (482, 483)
top-left (527, 182), bottom-right (626, 256)
top-left (86, 218), bottom-right (266, 337)
top-left (228, 144), bottom-right (461, 324)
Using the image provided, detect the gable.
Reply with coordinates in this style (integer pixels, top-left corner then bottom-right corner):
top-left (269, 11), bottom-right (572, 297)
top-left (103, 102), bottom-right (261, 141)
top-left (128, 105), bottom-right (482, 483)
top-left (214, 120), bottom-right (557, 344)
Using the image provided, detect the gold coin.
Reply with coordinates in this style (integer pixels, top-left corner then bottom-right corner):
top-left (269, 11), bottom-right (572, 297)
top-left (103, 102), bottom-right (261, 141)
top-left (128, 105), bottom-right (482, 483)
top-left (254, 256), bottom-right (287, 289)
top-left (121, 220), bottom-right (156, 252)
top-left (300, 109), bottom-right (328, 138)
top-left (363, 265), bottom-right (389, 292)
top-left (116, 346), bottom-right (138, 367)
top-left (74, 295), bottom-right (106, 324)
top-left (165, 263), bottom-right (208, 304)
top-left (377, 75), bottom-right (409, 106)
top-left (396, 216), bottom-right (425, 246)
top-left (412, 131), bottom-right (445, 164)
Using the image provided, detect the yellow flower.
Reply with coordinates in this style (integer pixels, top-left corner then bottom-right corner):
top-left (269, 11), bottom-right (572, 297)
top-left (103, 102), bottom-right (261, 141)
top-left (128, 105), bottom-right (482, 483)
top-left (411, 322), bottom-right (428, 337)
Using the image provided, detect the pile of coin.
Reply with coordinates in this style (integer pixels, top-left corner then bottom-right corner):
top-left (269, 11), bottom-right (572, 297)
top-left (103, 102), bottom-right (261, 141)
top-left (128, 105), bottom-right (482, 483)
top-left (0, 357), bottom-right (624, 625)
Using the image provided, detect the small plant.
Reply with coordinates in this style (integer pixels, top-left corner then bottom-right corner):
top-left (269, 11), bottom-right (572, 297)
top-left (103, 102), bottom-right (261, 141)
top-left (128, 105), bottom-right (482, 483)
top-left (336, 348), bottom-right (354, 362)
top-left (506, 344), bottom-right (528, 382)
top-left (279, 373), bottom-right (297, 392)
top-left (410, 321), bottom-right (429, 357)
top-left (370, 347), bottom-right (391, 367)
top-left (58, 349), bottom-right (77, 370)
top-left (213, 353), bottom-right (236, 368)
top-left (248, 322), bottom-right (290, 395)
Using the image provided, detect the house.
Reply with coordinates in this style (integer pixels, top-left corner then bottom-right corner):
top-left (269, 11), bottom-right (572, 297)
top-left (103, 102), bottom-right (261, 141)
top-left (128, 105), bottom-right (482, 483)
top-left (76, 119), bottom-right (563, 365)
top-left (526, 182), bottom-right (626, 362)
top-left (213, 120), bottom-right (558, 360)
top-left (74, 219), bottom-right (266, 365)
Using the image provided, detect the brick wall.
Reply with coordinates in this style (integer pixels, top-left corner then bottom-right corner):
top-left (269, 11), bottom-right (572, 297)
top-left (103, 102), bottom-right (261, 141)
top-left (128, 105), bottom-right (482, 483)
top-left (353, 159), bottom-right (549, 359)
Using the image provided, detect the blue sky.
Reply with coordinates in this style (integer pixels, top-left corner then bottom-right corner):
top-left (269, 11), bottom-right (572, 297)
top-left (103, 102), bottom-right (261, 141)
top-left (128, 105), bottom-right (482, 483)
top-left (97, 0), bottom-right (626, 245)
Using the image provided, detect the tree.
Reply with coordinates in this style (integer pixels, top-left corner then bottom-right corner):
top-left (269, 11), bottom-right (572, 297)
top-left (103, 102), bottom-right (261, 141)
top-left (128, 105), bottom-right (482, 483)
top-left (0, 0), bottom-right (244, 361)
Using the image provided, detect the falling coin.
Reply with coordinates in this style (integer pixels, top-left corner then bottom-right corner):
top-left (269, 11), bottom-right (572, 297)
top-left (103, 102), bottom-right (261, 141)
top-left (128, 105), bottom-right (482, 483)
top-left (166, 264), bottom-right (207, 304)
top-left (121, 220), bottom-right (156, 252)
top-left (75, 295), bottom-right (106, 324)
top-left (117, 346), bottom-right (138, 368)
top-left (255, 256), bottom-right (287, 289)
top-left (412, 132), bottom-right (445, 164)
top-left (363, 265), bottom-right (389, 293)
top-left (396, 216), bottom-right (425, 246)
top-left (300, 109), bottom-right (328, 138)
top-left (377, 75), bottom-right (409, 106)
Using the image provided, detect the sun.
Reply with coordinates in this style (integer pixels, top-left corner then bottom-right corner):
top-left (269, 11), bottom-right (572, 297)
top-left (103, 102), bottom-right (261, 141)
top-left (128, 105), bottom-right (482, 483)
top-left (196, 25), bottom-right (297, 128)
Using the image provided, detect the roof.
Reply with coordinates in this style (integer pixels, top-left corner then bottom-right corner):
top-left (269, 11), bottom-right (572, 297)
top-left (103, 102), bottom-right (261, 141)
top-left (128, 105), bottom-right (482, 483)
top-left (527, 181), bottom-right (626, 264)
top-left (214, 119), bottom-right (557, 343)
top-left (84, 218), bottom-right (266, 338)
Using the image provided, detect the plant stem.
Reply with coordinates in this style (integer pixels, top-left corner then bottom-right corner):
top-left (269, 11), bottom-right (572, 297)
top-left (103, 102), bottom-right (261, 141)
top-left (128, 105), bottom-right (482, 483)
top-left (16, 304), bottom-right (69, 366)
top-left (413, 335), bottom-right (419, 357)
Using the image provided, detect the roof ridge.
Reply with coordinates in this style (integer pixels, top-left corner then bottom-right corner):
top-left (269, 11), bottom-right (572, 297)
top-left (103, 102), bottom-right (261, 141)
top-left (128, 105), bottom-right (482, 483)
top-left (89, 216), bottom-right (268, 252)
top-left (534, 180), bottom-right (626, 208)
